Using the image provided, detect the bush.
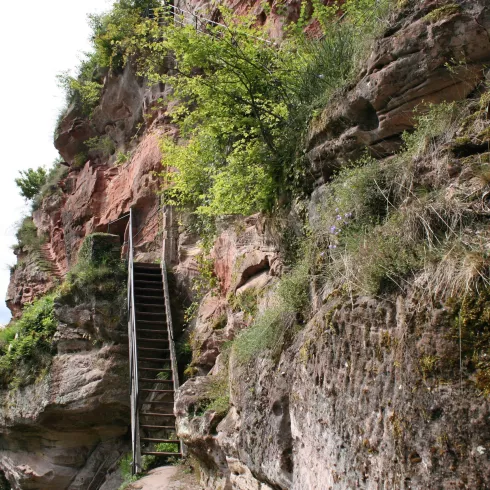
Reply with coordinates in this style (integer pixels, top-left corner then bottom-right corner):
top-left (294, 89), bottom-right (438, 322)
top-left (15, 167), bottom-right (47, 200)
top-left (13, 217), bottom-right (44, 253)
top-left (233, 258), bottom-right (310, 363)
top-left (148, 1), bottom-right (393, 220)
top-left (32, 160), bottom-right (69, 211)
top-left (60, 234), bottom-right (126, 305)
top-left (0, 295), bottom-right (57, 387)
top-left (86, 136), bottom-right (116, 158)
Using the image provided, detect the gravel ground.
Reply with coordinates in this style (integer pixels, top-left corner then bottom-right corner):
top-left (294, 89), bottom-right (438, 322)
top-left (128, 465), bottom-right (203, 490)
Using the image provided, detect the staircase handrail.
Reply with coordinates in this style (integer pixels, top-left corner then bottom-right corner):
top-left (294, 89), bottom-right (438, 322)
top-left (127, 208), bottom-right (142, 474)
top-left (161, 208), bottom-right (186, 457)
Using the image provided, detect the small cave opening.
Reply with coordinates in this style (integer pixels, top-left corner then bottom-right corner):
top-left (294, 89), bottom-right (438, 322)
top-left (105, 213), bottom-right (130, 246)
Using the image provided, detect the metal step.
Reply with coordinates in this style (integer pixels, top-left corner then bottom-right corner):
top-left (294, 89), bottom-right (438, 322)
top-left (138, 357), bottom-right (172, 362)
top-left (141, 451), bottom-right (182, 456)
top-left (137, 302), bottom-right (165, 308)
top-left (137, 319), bottom-right (166, 325)
top-left (135, 273), bottom-right (163, 280)
top-left (139, 378), bottom-right (173, 383)
top-left (141, 389), bottom-right (174, 394)
top-left (140, 425), bottom-right (176, 429)
top-left (135, 295), bottom-right (164, 302)
top-left (140, 412), bottom-right (175, 417)
top-left (134, 279), bottom-right (164, 287)
top-left (138, 347), bottom-right (170, 352)
top-left (139, 367), bottom-right (172, 372)
top-left (137, 311), bottom-right (166, 317)
top-left (135, 287), bottom-right (164, 294)
top-left (141, 438), bottom-right (180, 443)
top-left (137, 337), bottom-right (169, 343)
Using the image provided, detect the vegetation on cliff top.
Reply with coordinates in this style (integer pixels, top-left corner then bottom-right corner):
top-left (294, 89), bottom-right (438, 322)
top-left (55, 0), bottom-right (393, 220)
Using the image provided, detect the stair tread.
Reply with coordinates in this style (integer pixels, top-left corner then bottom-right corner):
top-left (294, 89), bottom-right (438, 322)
top-left (139, 367), bottom-right (172, 372)
top-left (137, 311), bottom-right (166, 316)
top-left (142, 400), bottom-right (174, 404)
top-left (141, 389), bottom-right (174, 393)
top-left (134, 264), bottom-right (161, 269)
top-left (140, 412), bottom-right (176, 416)
top-left (136, 304), bottom-right (166, 309)
top-left (135, 295), bottom-right (164, 301)
top-left (138, 358), bottom-right (171, 362)
top-left (139, 378), bottom-right (173, 382)
top-left (141, 451), bottom-right (182, 458)
top-left (141, 438), bottom-right (180, 443)
top-left (140, 425), bottom-right (176, 429)
top-left (137, 338), bottom-right (169, 342)
top-left (138, 347), bottom-right (170, 352)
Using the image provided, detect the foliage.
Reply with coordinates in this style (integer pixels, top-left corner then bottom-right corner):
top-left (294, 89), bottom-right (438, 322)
top-left (184, 254), bottom-right (219, 323)
top-left (233, 257), bottom-right (309, 363)
top-left (204, 375), bottom-right (230, 416)
top-left (311, 101), bottom-right (468, 295)
top-left (57, 57), bottom-right (103, 116)
top-left (128, 0), bottom-right (392, 220)
top-left (86, 136), bottom-right (116, 157)
top-left (32, 159), bottom-right (69, 211)
top-left (118, 453), bottom-right (140, 490)
top-left (154, 441), bottom-right (179, 453)
top-left (0, 295), bottom-right (57, 387)
top-left (13, 217), bottom-right (44, 253)
top-left (15, 167), bottom-right (47, 200)
top-left (60, 234), bottom-right (126, 305)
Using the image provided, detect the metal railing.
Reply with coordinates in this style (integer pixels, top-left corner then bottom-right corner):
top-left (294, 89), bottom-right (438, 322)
top-left (145, 1), bottom-right (275, 45)
top-left (161, 217), bottom-right (186, 457)
top-left (127, 208), bottom-right (142, 474)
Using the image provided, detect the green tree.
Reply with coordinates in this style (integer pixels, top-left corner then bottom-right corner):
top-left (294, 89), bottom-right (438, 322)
top-left (15, 167), bottom-right (47, 200)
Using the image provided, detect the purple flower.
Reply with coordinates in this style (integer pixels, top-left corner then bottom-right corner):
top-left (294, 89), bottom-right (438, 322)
top-left (335, 208), bottom-right (339, 212)
top-left (336, 215), bottom-right (342, 221)
top-left (328, 244), bottom-right (337, 249)
top-left (320, 252), bottom-right (325, 257)
top-left (345, 212), bottom-right (352, 218)
top-left (330, 225), bottom-right (337, 233)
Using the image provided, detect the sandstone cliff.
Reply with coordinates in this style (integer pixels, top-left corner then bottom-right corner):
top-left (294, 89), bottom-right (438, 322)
top-left (2, 0), bottom-right (490, 489)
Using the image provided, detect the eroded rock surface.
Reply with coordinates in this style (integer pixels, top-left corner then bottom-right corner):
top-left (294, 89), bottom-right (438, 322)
top-left (0, 299), bottom-right (129, 490)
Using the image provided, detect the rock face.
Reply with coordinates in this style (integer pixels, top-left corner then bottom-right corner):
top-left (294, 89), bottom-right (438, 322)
top-left (307, 0), bottom-right (490, 182)
top-left (0, 301), bottom-right (129, 490)
top-left (1, 235), bottom-right (129, 490)
top-left (171, 1), bottom-right (490, 489)
top-left (5, 0), bottom-right (490, 489)
top-left (177, 293), bottom-right (490, 490)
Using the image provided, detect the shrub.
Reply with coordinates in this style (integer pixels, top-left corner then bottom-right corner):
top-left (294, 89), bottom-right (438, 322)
top-left (0, 295), bottom-right (57, 387)
top-left (86, 136), bottom-right (116, 158)
top-left (32, 160), bottom-right (69, 211)
top-left (13, 217), bottom-right (44, 253)
top-left (60, 233), bottom-right (126, 305)
top-left (150, 1), bottom-right (394, 220)
top-left (15, 167), bottom-right (47, 200)
top-left (233, 257), bottom-right (309, 363)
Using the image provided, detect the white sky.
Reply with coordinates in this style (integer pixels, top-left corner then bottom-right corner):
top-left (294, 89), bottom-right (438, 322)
top-left (0, 0), bottom-right (113, 324)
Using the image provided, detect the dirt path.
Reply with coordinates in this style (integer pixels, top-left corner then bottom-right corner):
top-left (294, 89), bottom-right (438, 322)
top-left (128, 465), bottom-right (202, 490)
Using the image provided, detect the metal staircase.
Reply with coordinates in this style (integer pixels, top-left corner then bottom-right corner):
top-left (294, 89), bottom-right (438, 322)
top-left (127, 209), bottom-right (183, 474)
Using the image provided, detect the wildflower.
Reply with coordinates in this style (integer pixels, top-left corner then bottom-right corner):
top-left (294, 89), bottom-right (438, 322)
top-left (328, 244), bottom-right (337, 249)
top-left (336, 215), bottom-right (342, 221)
top-left (330, 225), bottom-right (337, 233)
